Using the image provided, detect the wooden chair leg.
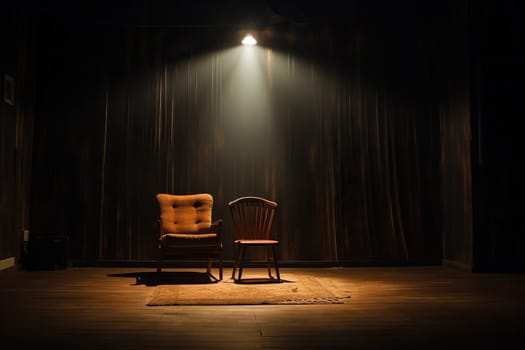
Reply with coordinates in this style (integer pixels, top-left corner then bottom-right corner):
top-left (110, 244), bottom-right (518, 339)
top-left (219, 257), bottom-right (223, 281)
top-left (237, 245), bottom-right (247, 282)
top-left (232, 245), bottom-right (240, 280)
top-left (266, 246), bottom-right (273, 279)
top-left (272, 246), bottom-right (281, 281)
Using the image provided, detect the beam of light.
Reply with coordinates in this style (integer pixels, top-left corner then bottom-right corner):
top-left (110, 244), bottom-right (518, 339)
top-left (241, 34), bottom-right (257, 46)
top-left (220, 45), bottom-right (272, 134)
top-left (164, 38), bottom-right (339, 200)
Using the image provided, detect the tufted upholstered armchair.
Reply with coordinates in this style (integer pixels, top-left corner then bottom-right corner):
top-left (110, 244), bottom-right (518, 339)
top-left (156, 193), bottom-right (223, 280)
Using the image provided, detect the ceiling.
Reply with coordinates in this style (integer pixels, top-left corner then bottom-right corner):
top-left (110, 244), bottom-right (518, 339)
top-left (29, 0), bottom-right (356, 28)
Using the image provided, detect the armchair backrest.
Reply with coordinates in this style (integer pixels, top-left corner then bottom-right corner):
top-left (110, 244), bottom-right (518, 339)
top-left (228, 196), bottom-right (277, 240)
top-left (156, 193), bottom-right (213, 235)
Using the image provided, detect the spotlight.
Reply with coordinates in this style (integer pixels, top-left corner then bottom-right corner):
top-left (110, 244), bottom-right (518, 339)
top-left (241, 34), bottom-right (257, 46)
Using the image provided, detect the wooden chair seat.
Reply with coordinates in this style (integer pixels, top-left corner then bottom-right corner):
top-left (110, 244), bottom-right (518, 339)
top-left (234, 239), bottom-right (279, 245)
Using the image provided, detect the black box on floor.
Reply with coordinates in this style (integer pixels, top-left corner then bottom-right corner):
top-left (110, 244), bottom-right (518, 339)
top-left (26, 235), bottom-right (69, 270)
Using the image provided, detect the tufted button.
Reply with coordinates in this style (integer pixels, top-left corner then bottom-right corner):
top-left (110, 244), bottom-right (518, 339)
top-left (172, 204), bottom-right (177, 208)
top-left (193, 201), bottom-right (202, 208)
top-left (196, 220), bottom-right (201, 224)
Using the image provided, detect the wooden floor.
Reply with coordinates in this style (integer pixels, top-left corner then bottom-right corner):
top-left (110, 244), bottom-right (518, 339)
top-left (1, 265), bottom-right (524, 349)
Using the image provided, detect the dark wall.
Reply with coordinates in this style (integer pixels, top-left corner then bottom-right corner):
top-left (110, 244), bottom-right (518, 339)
top-left (0, 4), bottom-right (36, 264)
top-left (470, 0), bottom-right (525, 272)
top-left (439, 2), bottom-right (473, 269)
top-left (3, 1), bottom-right (522, 272)
top-left (26, 1), bottom-right (464, 265)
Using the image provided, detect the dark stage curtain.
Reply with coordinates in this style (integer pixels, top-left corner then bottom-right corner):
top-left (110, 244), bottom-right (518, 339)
top-left (29, 3), bottom-right (467, 264)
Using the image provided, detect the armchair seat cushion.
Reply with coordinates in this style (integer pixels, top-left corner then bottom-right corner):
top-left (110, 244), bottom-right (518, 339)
top-left (160, 233), bottom-right (221, 248)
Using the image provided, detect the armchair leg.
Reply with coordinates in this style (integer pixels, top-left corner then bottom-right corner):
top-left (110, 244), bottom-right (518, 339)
top-left (206, 258), bottom-right (223, 282)
top-left (157, 244), bottom-right (163, 273)
top-left (207, 259), bottom-right (212, 275)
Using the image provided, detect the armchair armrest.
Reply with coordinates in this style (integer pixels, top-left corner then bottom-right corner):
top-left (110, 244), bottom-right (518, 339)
top-left (211, 219), bottom-right (223, 238)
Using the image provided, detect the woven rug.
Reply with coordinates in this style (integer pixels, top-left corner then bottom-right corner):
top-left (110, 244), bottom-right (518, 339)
top-left (146, 274), bottom-right (351, 306)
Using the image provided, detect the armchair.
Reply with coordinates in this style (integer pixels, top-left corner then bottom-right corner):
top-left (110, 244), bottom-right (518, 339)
top-left (156, 193), bottom-right (223, 280)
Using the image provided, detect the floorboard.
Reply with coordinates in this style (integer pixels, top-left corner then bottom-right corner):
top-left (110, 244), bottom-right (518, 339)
top-left (1, 265), bottom-right (524, 349)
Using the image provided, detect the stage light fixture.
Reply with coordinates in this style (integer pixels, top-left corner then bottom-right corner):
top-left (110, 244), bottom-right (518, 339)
top-left (241, 34), bottom-right (257, 46)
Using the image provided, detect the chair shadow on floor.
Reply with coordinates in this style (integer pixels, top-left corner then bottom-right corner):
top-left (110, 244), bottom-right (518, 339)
top-left (107, 271), bottom-right (219, 286)
top-left (232, 277), bottom-right (285, 284)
